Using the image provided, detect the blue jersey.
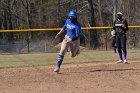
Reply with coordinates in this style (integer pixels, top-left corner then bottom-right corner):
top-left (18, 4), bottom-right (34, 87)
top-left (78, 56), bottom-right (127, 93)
top-left (62, 19), bottom-right (81, 39)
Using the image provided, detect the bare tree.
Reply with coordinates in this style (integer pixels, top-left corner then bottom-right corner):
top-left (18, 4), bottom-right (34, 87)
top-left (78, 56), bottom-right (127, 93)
top-left (87, 0), bottom-right (99, 49)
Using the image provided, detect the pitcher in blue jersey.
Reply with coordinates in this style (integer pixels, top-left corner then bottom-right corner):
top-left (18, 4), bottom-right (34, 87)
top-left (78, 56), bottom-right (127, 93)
top-left (54, 10), bottom-right (81, 73)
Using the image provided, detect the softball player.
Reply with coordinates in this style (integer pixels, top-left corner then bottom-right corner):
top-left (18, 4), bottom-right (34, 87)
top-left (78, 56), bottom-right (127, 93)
top-left (113, 12), bottom-right (128, 64)
top-left (54, 10), bottom-right (81, 72)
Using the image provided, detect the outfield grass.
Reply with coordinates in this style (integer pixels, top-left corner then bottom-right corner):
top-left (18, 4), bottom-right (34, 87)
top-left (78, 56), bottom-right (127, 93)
top-left (0, 49), bottom-right (140, 68)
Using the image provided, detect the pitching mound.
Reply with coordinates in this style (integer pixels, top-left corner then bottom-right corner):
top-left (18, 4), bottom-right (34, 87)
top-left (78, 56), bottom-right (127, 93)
top-left (0, 61), bottom-right (140, 93)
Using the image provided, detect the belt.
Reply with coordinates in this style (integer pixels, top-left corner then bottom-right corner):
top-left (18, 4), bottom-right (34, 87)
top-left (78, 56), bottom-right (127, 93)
top-left (65, 35), bottom-right (79, 41)
top-left (65, 35), bottom-right (71, 39)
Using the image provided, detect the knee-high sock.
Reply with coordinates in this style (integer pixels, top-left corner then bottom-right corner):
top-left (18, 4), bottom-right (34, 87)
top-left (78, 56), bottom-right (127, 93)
top-left (57, 54), bottom-right (64, 68)
top-left (118, 52), bottom-right (123, 60)
top-left (123, 52), bottom-right (127, 60)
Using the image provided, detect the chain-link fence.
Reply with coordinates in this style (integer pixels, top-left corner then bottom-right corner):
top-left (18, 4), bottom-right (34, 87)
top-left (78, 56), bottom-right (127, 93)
top-left (0, 27), bottom-right (140, 53)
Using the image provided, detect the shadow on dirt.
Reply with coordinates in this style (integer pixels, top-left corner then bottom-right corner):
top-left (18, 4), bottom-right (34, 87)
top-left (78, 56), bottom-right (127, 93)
top-left (90, 68), bottom-right (140, 72)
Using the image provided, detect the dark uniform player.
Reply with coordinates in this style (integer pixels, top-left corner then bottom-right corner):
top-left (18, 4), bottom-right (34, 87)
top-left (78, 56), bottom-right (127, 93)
top-left (113, 12), bottom-right (128, 64)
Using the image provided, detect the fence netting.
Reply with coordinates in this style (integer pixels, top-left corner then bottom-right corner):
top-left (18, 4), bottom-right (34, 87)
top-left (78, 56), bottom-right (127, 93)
top-left (0, 28), bottom-right (140, 53)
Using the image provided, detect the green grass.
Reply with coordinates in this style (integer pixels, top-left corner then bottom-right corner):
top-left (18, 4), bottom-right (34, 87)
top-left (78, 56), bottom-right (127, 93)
top-left (0, 49), bottom-right (140, 68)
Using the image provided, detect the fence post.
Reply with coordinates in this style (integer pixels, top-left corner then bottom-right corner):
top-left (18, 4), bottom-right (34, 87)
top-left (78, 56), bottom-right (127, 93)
top-left (45, 41), bottom-right (47, 52)
top-left (27, 31), bottom-right (30, 53)
top-left (105, 29), bottom-right (108, 51)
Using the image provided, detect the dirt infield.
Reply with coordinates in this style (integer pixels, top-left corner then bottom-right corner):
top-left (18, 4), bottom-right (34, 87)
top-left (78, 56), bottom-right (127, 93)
top-left (0, 61), bottom-right (140, 93)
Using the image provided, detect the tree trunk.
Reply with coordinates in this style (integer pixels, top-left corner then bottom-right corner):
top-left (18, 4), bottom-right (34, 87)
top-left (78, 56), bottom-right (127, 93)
top-left (87, 0), bottom-right (99, 49)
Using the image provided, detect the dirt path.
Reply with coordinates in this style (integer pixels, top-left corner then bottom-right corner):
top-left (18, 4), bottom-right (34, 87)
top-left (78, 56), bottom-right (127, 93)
top-left (0, 61), bottom-right (140, 93)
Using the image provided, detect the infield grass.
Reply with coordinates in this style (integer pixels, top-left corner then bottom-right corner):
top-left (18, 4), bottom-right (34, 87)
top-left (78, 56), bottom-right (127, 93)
top-left (0, 49), bottom-right (140, 68)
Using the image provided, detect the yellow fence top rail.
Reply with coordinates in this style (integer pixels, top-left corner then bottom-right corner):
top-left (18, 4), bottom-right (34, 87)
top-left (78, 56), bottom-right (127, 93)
top-left (0, 26), bottom-right (140, 32)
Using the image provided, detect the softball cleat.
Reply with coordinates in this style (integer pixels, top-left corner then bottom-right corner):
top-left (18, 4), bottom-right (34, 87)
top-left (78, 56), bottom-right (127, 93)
top-left (124, 60), bottom-right (128, 64)
top-left (54, 68), bottom-right (60, 72)
top-left (116, 60), bottom-right (123, 63)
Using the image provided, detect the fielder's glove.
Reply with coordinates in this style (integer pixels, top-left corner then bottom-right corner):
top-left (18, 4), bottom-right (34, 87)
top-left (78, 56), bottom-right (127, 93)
top-left (111, 30), bottom-right (116, 37)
